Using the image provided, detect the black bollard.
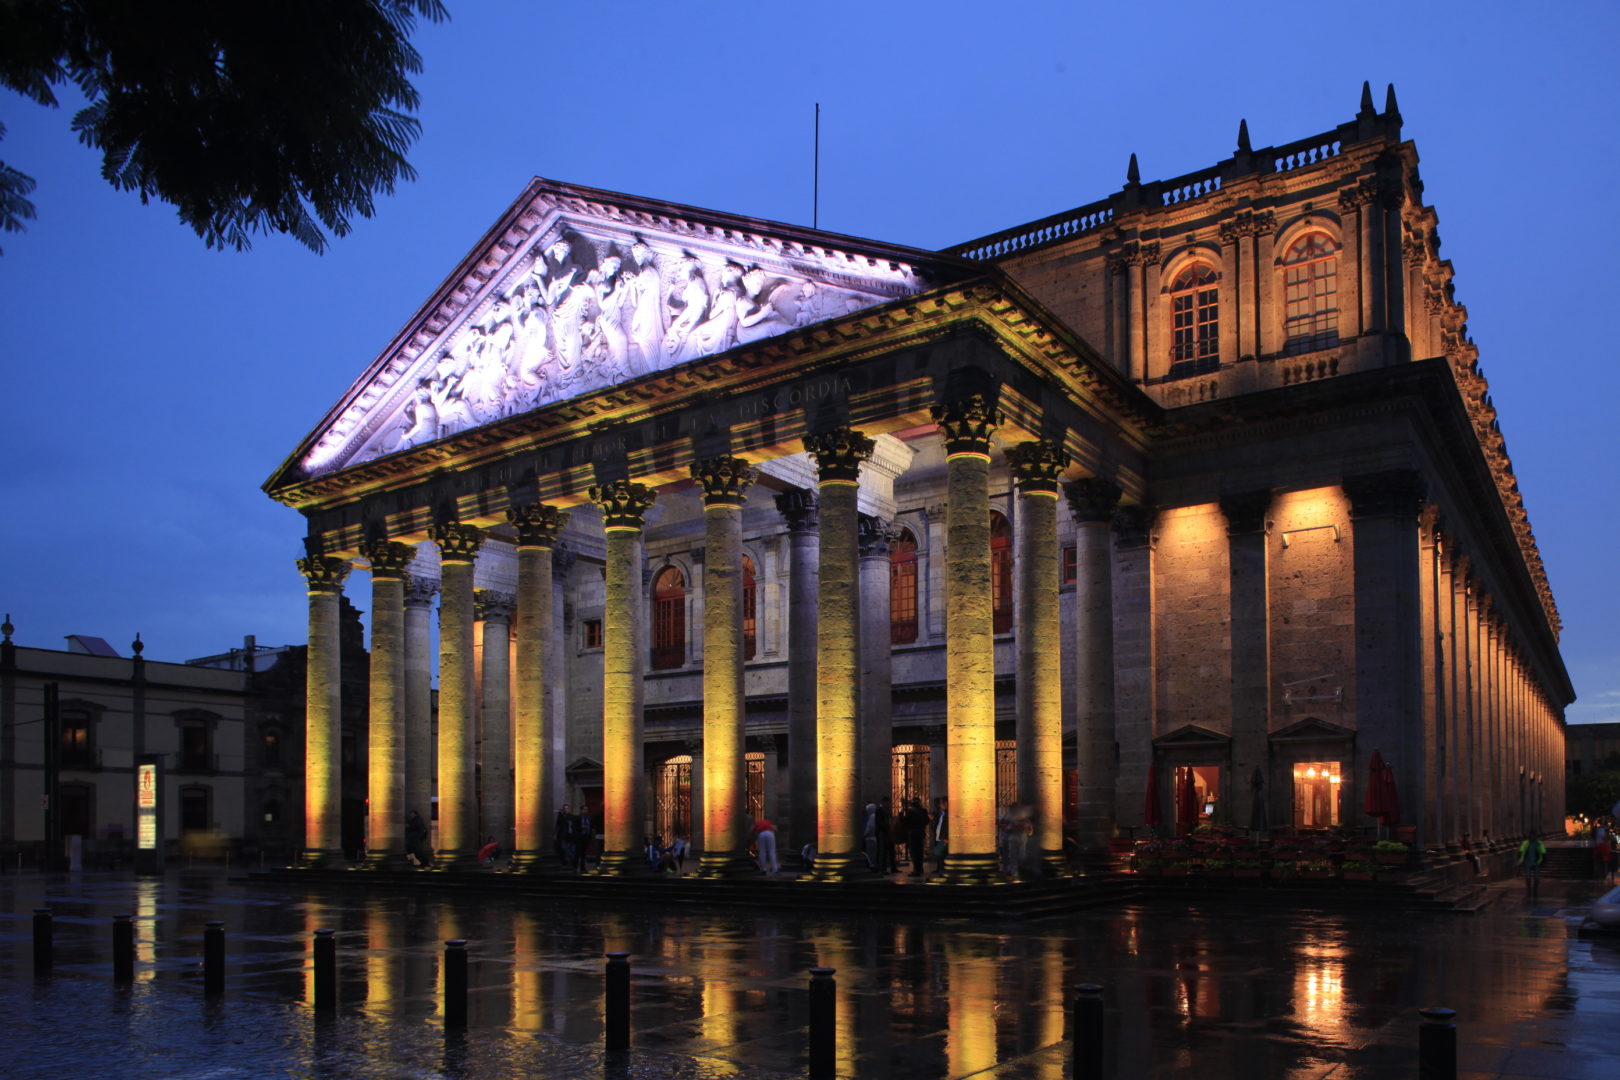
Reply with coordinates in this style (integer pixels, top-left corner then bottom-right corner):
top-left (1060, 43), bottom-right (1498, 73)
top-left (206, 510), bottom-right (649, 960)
top-left (112, 914), bottom-right (134, 983)
top-left (33, 908), bottom-right (53, 976)
top-left (807, 967), bottom-right (836, 1080)
top-left (1072, 983), bottom-right (1105, 1080)
top-left (203, 921), bottom-right (225, 996)
top-left (1418, 1006), bottom-right (1458, 1080)
top-left (604, 952), bottom-right (630, 1052)
top-left (443, 939), bottom-right (468, 1029)
top-left (313, 929), bottom-right (336, 1013)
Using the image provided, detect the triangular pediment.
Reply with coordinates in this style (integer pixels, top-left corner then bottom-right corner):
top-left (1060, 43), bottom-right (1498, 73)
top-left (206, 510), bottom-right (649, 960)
top-left (1269, 717), bottom-right (1356, 743)
top-left (279, 179), bottom-right (966, 483)
top-left (1152, 724), bottom-right (1231, 749)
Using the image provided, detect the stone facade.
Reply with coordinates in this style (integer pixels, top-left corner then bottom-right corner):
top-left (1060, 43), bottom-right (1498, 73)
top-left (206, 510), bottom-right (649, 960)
top-left (265, 87), bottom-right (1573, 875)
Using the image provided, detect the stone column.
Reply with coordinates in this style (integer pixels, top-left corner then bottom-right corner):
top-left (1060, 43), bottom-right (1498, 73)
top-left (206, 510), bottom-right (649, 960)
top-left (508, 504), bottom-right (568, 870)
top-left (475, 588), bottom-right (516, 857)
top-left (932, 394), bottom-right (1001, 883)
top-left (1221, 491), bottom-right (1272, 835)
top-left (430, 523), bottom-right (484, 867)
top-left (692, 456), bottom-right (756, 876)
top-left (803, 428), bottom-right (873, 879)
top-left (403, 574), bottom-right (437, 836)
top-left (775, 488), bottom-right (820, 853)
top-left (297, 554), bottom-right (350, 866)
top-left (1007, 440), bottom-right (1067, 873)
top-left (589, 480), bottom-right (656, 875)
top-left (1068, 477), bottom-right (1123, 851)
top-left (360, 540), bottom-right (413, 866)
top-left (858, 514), bottom-right (896, 817)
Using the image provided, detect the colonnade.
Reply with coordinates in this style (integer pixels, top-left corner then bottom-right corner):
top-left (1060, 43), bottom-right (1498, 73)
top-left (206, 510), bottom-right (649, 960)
top-left (299, 410), bottom-right (1121, 880)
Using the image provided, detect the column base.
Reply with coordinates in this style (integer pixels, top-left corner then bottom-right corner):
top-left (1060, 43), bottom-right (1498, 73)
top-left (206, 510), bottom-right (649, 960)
top-left (595, 849), bottom-right (655, 877)
top-left (364, 849), bottom-right (414, 871)
top-left (810, 851), bottom-right (867, 881)
top-left (695, 851), bottom-right (760, 878)
top-left (432, 848), bottom-right (482, 872)
top-left (507, 851), bottom-right (554, 873)
top-left (1040, 852), bottom-right (1074, 879)
top-left (300, 848), bottom-right (349, 869)
top-left (940, 852), bottom-right (1005, 885)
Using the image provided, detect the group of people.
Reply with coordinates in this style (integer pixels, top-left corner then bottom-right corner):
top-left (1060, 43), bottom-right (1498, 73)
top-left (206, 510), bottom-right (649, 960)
top-left (645, 834), bottom-right (690, 876)
top-left (553, 804), bottom-right (597, 873)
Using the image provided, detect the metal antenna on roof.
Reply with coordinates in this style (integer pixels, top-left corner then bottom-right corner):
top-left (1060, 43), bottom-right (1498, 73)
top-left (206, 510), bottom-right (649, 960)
top-left (813, 103), bottom-right (821, 230)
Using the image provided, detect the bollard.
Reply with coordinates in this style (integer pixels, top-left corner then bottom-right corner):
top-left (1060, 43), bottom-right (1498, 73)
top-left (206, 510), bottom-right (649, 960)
top-left (313, 929), bottom-right (337, 1013)
top-left (807, 967), bottom-right (836, 1080)
top-left (604, 952), bottom-right (630, 1052)
top-left (33, 908), bottom-right (53, 975)
top-left (112, 914), bottom-right (135, 983)
top-left (203, 921), bottom-right (225, 996)
top-left (1418, 1007), bottom-right (1458, 1080)
top-left (1072, 983), bottom-right (1105, 1080)
top-left (443, 939), bottom-right (468, 1029)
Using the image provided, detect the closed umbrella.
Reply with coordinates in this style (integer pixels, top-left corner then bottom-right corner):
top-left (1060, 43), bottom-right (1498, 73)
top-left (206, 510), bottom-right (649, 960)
top-left (1144, 764), bottom-right (1162, 829)
top-left (1364, 750), bottom-right (1387, 818)
top-left (1378, 760), bottom-right (1399, 827)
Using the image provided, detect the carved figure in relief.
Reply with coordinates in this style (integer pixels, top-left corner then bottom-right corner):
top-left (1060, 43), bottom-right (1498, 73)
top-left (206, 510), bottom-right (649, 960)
top-left (793, 280), bottom-right (826, 326)
top-left (737, 265), bottom-right (800, 344)
top-left (551, 275), bottom-right (598, 376)
top-left (681, 261), bottom-right (743, 361)
top-left (626, 238), bottom-right (665, 375)
top-left (397, 383), bottom-right (441, 449)
top-left (591, 254), bottom-right (632, 379)
top-left (663, 253), bottom-right (710, 358)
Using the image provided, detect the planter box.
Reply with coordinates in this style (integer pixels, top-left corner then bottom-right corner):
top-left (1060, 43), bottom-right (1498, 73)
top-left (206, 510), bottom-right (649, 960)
top-left (1374, 852), bottom-right (1407, 866)
top-left (1296, 868), bottom-right (1336, 879)
top-left (1232, 868), bottom-right (1265, 878)
top-left (1342, 871), bottom-right (1376, 881)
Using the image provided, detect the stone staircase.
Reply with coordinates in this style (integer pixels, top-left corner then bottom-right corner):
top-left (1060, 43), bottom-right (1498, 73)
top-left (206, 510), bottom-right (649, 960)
top-left (1540, 844), bottom-right (1593, 880)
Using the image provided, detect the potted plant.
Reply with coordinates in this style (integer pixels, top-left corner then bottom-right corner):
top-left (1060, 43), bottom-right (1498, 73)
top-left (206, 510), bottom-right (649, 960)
top-left (1132, 839), bottom-right (1162, 875)
top-left (1297, 857), bottom-right (1337, 879)
top-left (1374, 840), bottom-right (1409, 866)
top-left (1341, 859), bottom-right (1378, 881)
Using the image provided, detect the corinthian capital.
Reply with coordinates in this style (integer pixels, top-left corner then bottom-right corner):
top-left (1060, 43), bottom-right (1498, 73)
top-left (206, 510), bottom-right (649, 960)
top-left (429, 522), bottom-right (485, 564)
top-left (589, 480), bottom-right (656, 531)
top-left (359, 539), bottom-right (415, 579)
top-left (803, 427), bottom-right (873, 484)
top-left (1005, 440), bottom-right (1068, 496)
top-left (474, 589), bottom-right (517, 624)
top-left (691, 456), bottom-right (757, 507)
top-left (931, 394), bottom-right (1001, 458)
top-left (1065, 477), bottom-right (1123, 524)
top-left (297, 555), bottom-right (351, 594)
top-left (774, 487), bottom-right (819, 533)
top-left (507, 503), bottom-right (570, 548)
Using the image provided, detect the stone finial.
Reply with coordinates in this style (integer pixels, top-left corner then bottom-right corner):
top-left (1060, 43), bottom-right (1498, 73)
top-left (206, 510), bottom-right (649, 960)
top-left (930, 394), bottom-right (1001, 458)
top-left (507, 503), bottom-right (569, 548)
top-left (1005, 440), bottom-right (1068, 496)
top-left (1384, 82), bottom-right (1401, 120)
top-left (1, 614), bottom-right (11, 642)
top-left (1126, 152), bottom-right (1141, 185)
top-left (589, 480), bottom-right (656, 530)
top-left (803, 427), bottom-right (874, 484)
top-left (1358, 80), bottom-right (1376, 117)
top-left (429, 522), bottom-right (485, 563)
top-left (1236, 118), bottom-right (1251, 154)
top-left (1065, 477), bottom-right (1123, 524)
top-left (297, 555), bottom-right (352, 594)
top-left (131, 632), bottom-right (144, 657)
top-left (359, 539), bottom-right (415, 579)
top-left (691, 456), bottom-right (757, 507)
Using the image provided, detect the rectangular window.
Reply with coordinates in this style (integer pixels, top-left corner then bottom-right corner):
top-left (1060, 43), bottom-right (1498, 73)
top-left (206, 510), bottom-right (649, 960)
top-left (1283, 257), bottom-right (1339, 354)
top-left (890, 556), bottom-right (918, 644)
top-left (1062, 545), bottom-right (1077, 584)
top-left (61, 710), bottom-right (94, 768)
top-left (584, 618), bottom-right (603, 650)
top-left (180, 723), bottom-right (211, 771)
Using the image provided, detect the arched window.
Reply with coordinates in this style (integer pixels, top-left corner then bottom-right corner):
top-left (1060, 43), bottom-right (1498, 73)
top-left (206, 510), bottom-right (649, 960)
top-left (742, 554), bottom-right (757, 660)
top-left (990, 511), bottom-right (1013, 634)
top-left (889, 528), bottom-right (919, 644)
top-left (1282, 233), bottom-right (1339, 355)
top-left (1169, 263), bottom-right (1220, 375)
top-left (651, 566), bottom-right (686, 670)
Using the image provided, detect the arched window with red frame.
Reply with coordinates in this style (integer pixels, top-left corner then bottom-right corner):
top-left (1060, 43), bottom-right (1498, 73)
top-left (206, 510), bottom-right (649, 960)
top-left (1169, 262), bottom-right (1219, 376)
top-left (742, 554), bottom-right (758, 660)
top-left (651, 566), bottom-right (686, 670)
top-left (990, 511), bottom-right (1013, 634)
top-left (890, 527), bottom-right (918, 644)
top-left (1282, 232), bottom-right (1340, 355)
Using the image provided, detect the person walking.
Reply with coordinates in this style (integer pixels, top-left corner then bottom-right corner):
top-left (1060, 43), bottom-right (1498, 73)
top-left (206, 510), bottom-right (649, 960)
top-left (900, 798), bottom-right (929, 877)
top-left (1518, 835), bottom-right (1547, 898)
top-left (753, 816), bottom-right (779, 874)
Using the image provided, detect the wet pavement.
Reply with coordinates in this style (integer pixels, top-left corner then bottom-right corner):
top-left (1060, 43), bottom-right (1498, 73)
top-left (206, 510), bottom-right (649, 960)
top-left (2, 870), bottom-right (1617, 1079)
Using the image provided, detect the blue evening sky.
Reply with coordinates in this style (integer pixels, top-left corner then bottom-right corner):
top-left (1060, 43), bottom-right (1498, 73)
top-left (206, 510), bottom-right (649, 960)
top-left (1, 1), bottom-right (1615, 722)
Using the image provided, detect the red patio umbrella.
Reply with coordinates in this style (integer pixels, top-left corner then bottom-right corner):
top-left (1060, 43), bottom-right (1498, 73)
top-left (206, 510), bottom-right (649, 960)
top-left (1364, 750), bottom-right (1387, 818)
top-left (1378, 760), bottom-right (1400, 827)
top-left (1144, 765), bottom-right (1162, 828)
top-left (1176, 768), bottom-right (1200, 834)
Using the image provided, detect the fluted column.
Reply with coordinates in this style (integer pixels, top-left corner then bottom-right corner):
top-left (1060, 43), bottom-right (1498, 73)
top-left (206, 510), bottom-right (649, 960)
top-left (858, 515), bottom-right (895, 818)
top-left (430, 523), bottom-right (484, 866)
top-left (803, 428), bottom-right (873, 879)
top-left (775, 488), bottom-right (819, 852)
top-left (361, 540), bottom-right (413, 866)
top-left (403, 574), bottom-right (437, 833)
top-left (298, 554), bottom-right (350, 867)
top-left (508, 504), bottom-right (568, 870)
top-left (693, 456), bottom-right (756, 876)
top-left (1068, 477), bottom-right (1123, 852)
top-left (1008, 440), bottom-right (1067, 872)
top-left (933, 394), bottom-right (1001, 883)
top-left (476, 588), bottom-right (516, 858)
top-left (589, 480), bottom-right (656, 875)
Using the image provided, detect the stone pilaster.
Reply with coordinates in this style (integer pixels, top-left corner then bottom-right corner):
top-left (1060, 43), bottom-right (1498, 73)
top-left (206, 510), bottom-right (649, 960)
top-left (360, 540), bottom-right (413, 866)
top-left (402, 573), bottom-right (438, 834)
top-left (692, 456), bottom-right (756, 876)
top-left (933, 394), bottom-right (1001, 882)
top-left (858, 514), bottom-right (896, 821)
top-left (430, 522), bottom-right (484, 866)
top-left (475, 588), bottom-right (517, 860)
top-left (508, 503), bottom-right (567, 870)
top-left (297, 554), bottom-right (350, 867)
top-left (1067, 477), bottom-right (1122, 850)
top-left (589, 480), bottom-right (657, 875)
top-left (1007, 440), bottom-right (1067, 872)
top-left (802, 427), bottom-right (873, 879)
top-left (775, 487), bottom-right (820, 852)
top-left (1221, 490), bottom-right (1272, 835)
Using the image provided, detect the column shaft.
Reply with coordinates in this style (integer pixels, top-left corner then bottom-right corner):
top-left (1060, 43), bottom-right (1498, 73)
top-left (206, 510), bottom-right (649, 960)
top-left (298, 556), bottom-right (349, 866)
top-left (362, 541), bottom-right (412, 865)
top-left (1070, 479), bottom-right (1122, 850)
top-left (777, 490), bottom-right (819, 853)
top-left (432, 524), bottom-right (483, 865)
top-left (509, 504), bottom-right (567, 869)
top-left (403, 575), bottom-right (437, 836)
top-left (1222, 492), bottom-right (1271, 837)
top-left (858, 517), bottom-right (894, 824)
top-left (476, 590), bottom-right (516, 857)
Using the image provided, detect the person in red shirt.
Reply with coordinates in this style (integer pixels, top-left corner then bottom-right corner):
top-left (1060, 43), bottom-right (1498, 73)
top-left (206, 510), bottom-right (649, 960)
top-left (753, 817), bottom-right (779, 874)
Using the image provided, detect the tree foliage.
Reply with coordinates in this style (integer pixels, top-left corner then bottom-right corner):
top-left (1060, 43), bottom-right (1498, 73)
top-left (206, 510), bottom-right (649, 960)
top-left (0, 1), bottom-right (447, 253)
top-left (1566, 769), bottom-right (1620, 821)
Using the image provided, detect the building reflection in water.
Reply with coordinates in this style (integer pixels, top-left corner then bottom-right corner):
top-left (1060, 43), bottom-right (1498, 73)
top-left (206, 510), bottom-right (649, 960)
top-left (1295, 940), bottom-right (1346, 1031)
top-left (945, 933), bottom-right (998, 1078)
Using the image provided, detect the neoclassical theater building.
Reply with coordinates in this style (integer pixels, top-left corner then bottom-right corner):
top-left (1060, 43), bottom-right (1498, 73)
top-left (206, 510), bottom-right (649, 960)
top-left (265, 87), bottom-right (1572, 879)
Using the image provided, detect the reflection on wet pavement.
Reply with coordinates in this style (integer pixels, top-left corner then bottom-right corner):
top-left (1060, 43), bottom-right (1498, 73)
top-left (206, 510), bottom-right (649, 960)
top-left (2, 872), bottom-right (1617, 1079)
